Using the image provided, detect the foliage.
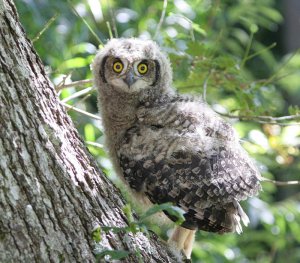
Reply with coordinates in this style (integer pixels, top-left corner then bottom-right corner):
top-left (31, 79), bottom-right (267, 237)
top-left (16, 0), bottom-right (300, 262)
top-left (92, 203), bottom-right (183, 261)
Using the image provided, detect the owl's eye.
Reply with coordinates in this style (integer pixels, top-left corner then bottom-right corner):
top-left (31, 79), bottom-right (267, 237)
top-left (137, 63), bottom-right (148, 75)
top-left (113, 60), bottom-right (123, 73)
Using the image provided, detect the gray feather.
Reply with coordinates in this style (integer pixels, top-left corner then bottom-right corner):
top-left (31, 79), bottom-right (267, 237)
top-left (93, 38), bottom-right (262, 234)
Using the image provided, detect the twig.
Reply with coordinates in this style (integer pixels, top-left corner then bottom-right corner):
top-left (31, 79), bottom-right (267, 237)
top-left (61, 87), bottom-right (94, 103)
top-left (55, 73), bottom-right (72, 92)
top-left (106, 0), bottom-right (118, 38)
top-left (106, 21), bottom-right (113, 39)
top-left (262, 48), bottom-right (300, 87)
top-left (67, 0), bottom-right (104, 45)
top-left (66, 93), bottom-right (91, 114)
top-left (250, 71), bottom-right (298, 86)
top-left (202, 70), bottom-right (211, 102)
top-left (262, 177), bottom-right (300, 186)
top-left (154, 0), bottom-right (168, 39)
top-left (61, 101), bottom-right (102, 121)
top-left (55, 79), bottom-right (92, 91)
top-left (175, 85), bottom-right (200, 90)
top-left (252, 122), bottom-right (300, 126)
top-left (85, 141), bottom-right (104, 148)
top-left (217, 112), bottom-right (300, 125)
top-left (245, 42), bottom-right (277, 62)
top-left (32, 13), bottom-right (58, 43)
top-left (240, 30), bottom-right (255, 67)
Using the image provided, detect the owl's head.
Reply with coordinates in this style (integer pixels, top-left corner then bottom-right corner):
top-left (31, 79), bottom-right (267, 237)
top-left (93, 38), bottom-right (173, 96)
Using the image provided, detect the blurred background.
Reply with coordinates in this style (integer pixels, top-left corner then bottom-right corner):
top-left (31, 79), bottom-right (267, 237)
top-left (16, 0), bottom-right (300, 262)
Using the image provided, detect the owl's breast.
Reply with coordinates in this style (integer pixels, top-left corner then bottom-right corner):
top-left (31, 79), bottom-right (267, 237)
top-left (119, 125), bottom-right (179, 160)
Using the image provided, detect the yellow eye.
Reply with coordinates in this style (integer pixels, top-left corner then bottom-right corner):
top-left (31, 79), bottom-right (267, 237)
top-left (113, 61), bottom-right (123, 73)
top-left (137, 63), bottom-right (148, 74)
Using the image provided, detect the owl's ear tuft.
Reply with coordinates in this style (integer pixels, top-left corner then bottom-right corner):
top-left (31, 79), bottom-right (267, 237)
top-left (123, 41), bottom-right (133, 51)
top-left (144, 46), bottom-right (154, 57)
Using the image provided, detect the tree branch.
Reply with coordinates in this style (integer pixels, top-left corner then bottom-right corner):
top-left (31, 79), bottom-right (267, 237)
top-left (154, 0), bottom-right (168, 39)
top-left (55, 78), bottom-right (300, 127)
top-left (261, 177), bottom-right (300, 186)
top-left (60, 101), bottom-right (102, 121)
top-left (55, 78), bottom-right (93, 91)
top-left (61, 87), bottom-right (94, 103)
top-left (217, 112), bottom-right (300, 125)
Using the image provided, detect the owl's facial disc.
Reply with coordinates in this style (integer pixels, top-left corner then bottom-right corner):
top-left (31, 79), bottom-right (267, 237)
top-left (103, 56), bottom-right (158, 93)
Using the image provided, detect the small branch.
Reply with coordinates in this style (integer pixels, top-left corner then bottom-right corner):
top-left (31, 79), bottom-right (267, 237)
top-left (245, 42), bottom-right (277, 63)
top-left (66, 93), bottom-right (91, 113)
top-left (217, 112), bottom-right (300, 125)
top-left (61, 87), bottom-right (94, 103)
top-left (261, 177), bottom-right (300, 186)
top-left (257, 114), bottom-right (300, 122)
top-left (32, 13), bottom-right (58, 43)
top-left (262, 48), bottom-right (299, 87)
top-left (55, 79), bottom-right (93, 91)
top-left (67, 0), bottom-right (104, 45)
top-left (85, 141), bottom-right (104, 148)
top-left (55, 73), bottom-right (72, 92)
top-left (175, 85), bottom-right (200, 90)
top-left (106, 0), bottom-right (118, 38)
top-left (60, 101), bottom-right (102, 121)
top-left (202, 70), bottom-right (211, 102)
top-left (154, 0), bottom-right (168, 39)
top-left (106, 21), bottom-right (114, 39)
top-left (240, 30), bottom-right (255, 67)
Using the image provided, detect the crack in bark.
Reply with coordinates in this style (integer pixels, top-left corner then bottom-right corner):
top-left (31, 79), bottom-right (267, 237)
top-left (0, 143), bottom-right (37, 261)
top-left (2, 136), bottom-right (49, 262)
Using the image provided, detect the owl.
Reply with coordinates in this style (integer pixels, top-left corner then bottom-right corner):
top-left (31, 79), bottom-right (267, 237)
top-left (92, 38), bottom-right (261, 260)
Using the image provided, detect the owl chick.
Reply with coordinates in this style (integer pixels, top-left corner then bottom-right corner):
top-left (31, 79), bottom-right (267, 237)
top-left (93, 38), bottom-right (261, 260)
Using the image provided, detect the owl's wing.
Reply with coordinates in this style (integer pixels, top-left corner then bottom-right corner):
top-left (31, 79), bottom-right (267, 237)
top-left (118, 125), bottom-right (261, 233)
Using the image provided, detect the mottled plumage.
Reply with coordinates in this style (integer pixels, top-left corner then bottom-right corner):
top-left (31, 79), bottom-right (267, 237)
top-left (93, 38), bottom-right (261, 259)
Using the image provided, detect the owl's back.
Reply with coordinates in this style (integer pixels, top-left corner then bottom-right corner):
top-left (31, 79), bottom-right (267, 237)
top-left (117, 94), bottom-right (261, 233)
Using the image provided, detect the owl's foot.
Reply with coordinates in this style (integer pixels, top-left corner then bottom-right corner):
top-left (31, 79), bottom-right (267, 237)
top-left (168, 226), bottom-right (196, 261)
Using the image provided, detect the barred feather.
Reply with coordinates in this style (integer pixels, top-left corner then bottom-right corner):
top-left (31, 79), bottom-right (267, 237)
top-left (118, 96), bottom-right (261, 233)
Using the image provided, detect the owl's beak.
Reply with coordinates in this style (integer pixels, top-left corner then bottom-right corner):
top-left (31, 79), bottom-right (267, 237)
top-left (123, 70), bottom-right (137, 87)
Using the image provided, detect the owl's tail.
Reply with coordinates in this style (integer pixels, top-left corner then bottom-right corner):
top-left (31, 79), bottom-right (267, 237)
top-left (232, 199), bottom-right (250, 234)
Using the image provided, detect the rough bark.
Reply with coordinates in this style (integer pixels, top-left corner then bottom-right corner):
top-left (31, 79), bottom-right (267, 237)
top-left (0, 0), bottom-right (178, 262)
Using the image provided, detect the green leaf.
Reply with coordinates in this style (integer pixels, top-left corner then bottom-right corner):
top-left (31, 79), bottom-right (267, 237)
top-left (192, 23), bottom-right (207, 36)
top-left (186, 42), bottom-right (207, 56)
top-left (288, 105), bottom-right (300, 115)
top-left (84, 123), bottom-right (96, 142)
top-left (250, 24), bottom-right (258, 33)
top-left (92, 227), bottom-right (102, 243)
top-left (61, 57), bottom-right (92, 69)
top-left (123, 204), bottom-right (135, 224)
top-left (139, 202), bottom-right (185, 225)
top-left (59, 88), bottom-right (72, 101)
top-left (258, 6), bottom-right (283, 23)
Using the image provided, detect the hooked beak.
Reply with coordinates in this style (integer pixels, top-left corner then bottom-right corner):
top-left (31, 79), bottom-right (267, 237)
top-left (123, 70), bottom-right (137, 87)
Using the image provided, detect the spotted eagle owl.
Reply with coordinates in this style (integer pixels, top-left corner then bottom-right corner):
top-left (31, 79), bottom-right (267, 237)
top-left (92, 38), bottom-right (261, 260)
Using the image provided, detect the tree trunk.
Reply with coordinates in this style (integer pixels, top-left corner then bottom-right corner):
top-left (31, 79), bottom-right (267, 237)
top-left (0, 1), bottom-right (178, 262)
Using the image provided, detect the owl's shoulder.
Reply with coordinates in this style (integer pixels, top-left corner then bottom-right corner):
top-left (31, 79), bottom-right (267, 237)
top-left (137, 93), bottom-right (204, 125)
top-left (139, 93), bottom-right (200, 108)
top-left (137, 93), bottom-right (237, 141)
